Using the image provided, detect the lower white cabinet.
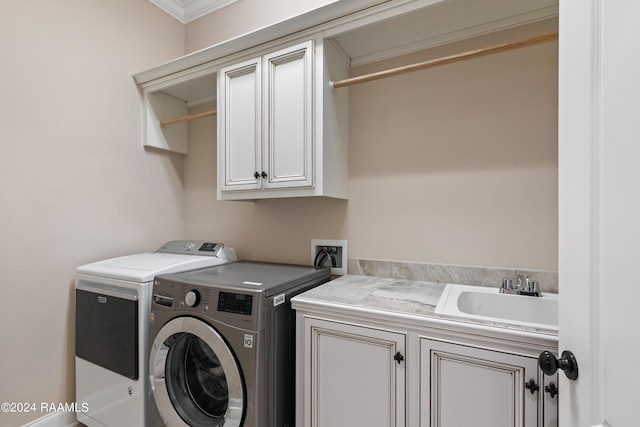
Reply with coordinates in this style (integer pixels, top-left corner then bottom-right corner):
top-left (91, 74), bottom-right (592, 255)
top-left (295, 310), bottom-right (558, 427)
top-left (301, 317), bottom-right (406, 427)
top-left (421, 338), bottom-right (551, 427)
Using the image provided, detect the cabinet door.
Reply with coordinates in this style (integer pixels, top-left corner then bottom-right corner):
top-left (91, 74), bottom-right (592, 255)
top-left (219, 57), bottom-right (262, 192)
top-left (263, 40), bottom-right (314, 189)
top-left (420, 339), bottom-right (539, 427)
top-left (541, 373), bottom-right (558, 427)
top-left (306, 318), bottom-right (405, 427)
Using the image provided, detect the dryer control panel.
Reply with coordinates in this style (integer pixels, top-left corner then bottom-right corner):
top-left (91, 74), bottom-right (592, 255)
top-left (156, 240), bottom-right (224, 256)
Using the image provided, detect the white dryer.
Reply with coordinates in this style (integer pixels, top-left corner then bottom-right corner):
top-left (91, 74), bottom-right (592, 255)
top-left (75, 240), bottom-right (236, 427)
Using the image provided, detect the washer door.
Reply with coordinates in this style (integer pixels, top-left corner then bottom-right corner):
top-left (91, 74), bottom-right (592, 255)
top-left (150, 317), bottom-right (244, 427)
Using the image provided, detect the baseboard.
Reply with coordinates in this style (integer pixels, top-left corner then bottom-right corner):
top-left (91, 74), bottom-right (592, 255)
top-left (22, 411), bottom-right (79, 427)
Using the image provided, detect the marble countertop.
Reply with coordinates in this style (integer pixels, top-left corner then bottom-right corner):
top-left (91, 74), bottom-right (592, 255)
top-left (293, 275), bottom-right (558, 338)
top-left (294, 274), bottom-right (446, 317)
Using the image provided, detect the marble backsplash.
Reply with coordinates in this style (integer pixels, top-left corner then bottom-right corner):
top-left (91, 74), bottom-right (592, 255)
top-left (347, 258), bottom-right (559, 294)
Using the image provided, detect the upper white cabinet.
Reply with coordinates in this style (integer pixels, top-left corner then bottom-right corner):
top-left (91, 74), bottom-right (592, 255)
top-left (218, 56), bottom-right (262, 192)
top-left (217, 38), bottom-right (348, 200)
top-left (218, 40), bottom-right (325, 199)
top-left (263, 42), bottom-right (313, 190)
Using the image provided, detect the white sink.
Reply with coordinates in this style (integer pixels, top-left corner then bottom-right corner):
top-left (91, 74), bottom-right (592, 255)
top-left (434, 284), bottom-right (558, 333)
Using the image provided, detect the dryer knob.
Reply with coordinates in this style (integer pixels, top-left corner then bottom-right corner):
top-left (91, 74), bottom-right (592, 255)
top-left (185, 290), bottom-right (201, 307)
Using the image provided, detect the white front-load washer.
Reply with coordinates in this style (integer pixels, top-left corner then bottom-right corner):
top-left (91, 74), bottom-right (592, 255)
top-left (75, 240), bottom-right (236, 427)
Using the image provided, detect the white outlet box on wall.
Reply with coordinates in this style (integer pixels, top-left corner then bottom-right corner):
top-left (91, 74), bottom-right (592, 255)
top-left (311, 239), bottom-right (347, 276)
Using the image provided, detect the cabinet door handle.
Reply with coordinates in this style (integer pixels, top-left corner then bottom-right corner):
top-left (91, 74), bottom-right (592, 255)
top-left (261, 171), bottom-right (268, 179)
top-left (253, 171), bottom-right (260, 179)
top-left (538, 350), bottom-right (579, 380)
top-left (393, 351), bottom-right (404, 364)
top-left (524, 379), bottom-right (539, 394)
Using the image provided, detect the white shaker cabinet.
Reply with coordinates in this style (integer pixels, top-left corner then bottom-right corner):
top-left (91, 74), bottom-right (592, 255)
top-left (301, 317), bottom-right (406, 427)
top-left (218, 56), bottom-right (263, 192)
top-left (420, 338), bottom-right (556, 427)
top-left (217, 38), bottom-right (348, 200)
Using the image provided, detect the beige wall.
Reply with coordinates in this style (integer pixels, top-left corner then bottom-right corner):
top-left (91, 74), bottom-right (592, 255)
top-left (184, 33), bottom-right (558, 270)
top-left (0, 1), bottom-right (185, 425)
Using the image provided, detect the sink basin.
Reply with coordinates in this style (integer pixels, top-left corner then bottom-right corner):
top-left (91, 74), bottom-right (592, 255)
top-left (434, 284), bottom-right (558, 333)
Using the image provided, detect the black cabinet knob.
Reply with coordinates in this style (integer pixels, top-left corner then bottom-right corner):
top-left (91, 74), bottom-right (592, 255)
top-left (261, 171), bottom-right (268, 179)
top-left (253, 171), bottom-right (260, 179)
top-left (525, 379), bottom-right (539, 394)
top-left (538, 350), bottom-right (579, 380)
top-left (545, 382), bottom-right (559, 398)
top-left (393, 351), bottom-right (404, 364)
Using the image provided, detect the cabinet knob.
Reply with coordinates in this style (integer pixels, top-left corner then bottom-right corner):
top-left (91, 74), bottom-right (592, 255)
top-left (253, 171), bottom-right (260, 179)
top-left (393, 351), bottom-right (404, 364)
top-left (538, 350), bottom-right (579, 380)
top-left (544, 382), bottom-right (559, 398)
top-left (524, 379), bottom-right (539, 394)
top-left (261, 171), bottom-right (268, 179)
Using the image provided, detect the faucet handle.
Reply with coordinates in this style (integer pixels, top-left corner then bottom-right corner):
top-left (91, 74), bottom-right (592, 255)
top-left (523, 277), bottom-right (539, 293)
top-left (502, 278), bottom-right (513, 290)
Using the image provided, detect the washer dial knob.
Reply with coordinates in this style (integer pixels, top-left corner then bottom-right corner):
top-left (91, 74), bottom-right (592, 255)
top-left (185, 290), bottom-right (201, 307)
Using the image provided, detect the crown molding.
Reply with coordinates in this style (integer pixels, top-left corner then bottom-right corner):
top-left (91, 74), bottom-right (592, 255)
top-left (148, 0), bottom-right (238, 23)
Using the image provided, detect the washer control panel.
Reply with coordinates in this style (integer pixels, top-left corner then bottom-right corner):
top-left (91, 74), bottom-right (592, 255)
top-left (152, 279), bottom-right (261, 330)
top-left (218, 292), bottom-right (253, 316)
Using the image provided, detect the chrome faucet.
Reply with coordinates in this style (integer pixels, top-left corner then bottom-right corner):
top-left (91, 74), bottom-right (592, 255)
top-left (500, 275), bottom-right (540, 297)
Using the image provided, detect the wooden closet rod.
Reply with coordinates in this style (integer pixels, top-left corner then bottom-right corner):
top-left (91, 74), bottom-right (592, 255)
top-left (160, 109), bottom-right (217, 127)
top-left (331, 31), bottom-right (559, 89)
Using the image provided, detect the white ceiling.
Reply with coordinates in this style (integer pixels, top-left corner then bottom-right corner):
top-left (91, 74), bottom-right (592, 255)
top-left (148, 0), bottom-right (238, 23)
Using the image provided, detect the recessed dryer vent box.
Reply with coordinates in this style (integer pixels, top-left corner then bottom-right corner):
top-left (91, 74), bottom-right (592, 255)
top-left (311, 239), bottom-right (347, 275)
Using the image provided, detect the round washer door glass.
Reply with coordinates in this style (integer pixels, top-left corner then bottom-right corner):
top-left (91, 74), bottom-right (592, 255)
top-left (150, 317), bottom-right (244, 427)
